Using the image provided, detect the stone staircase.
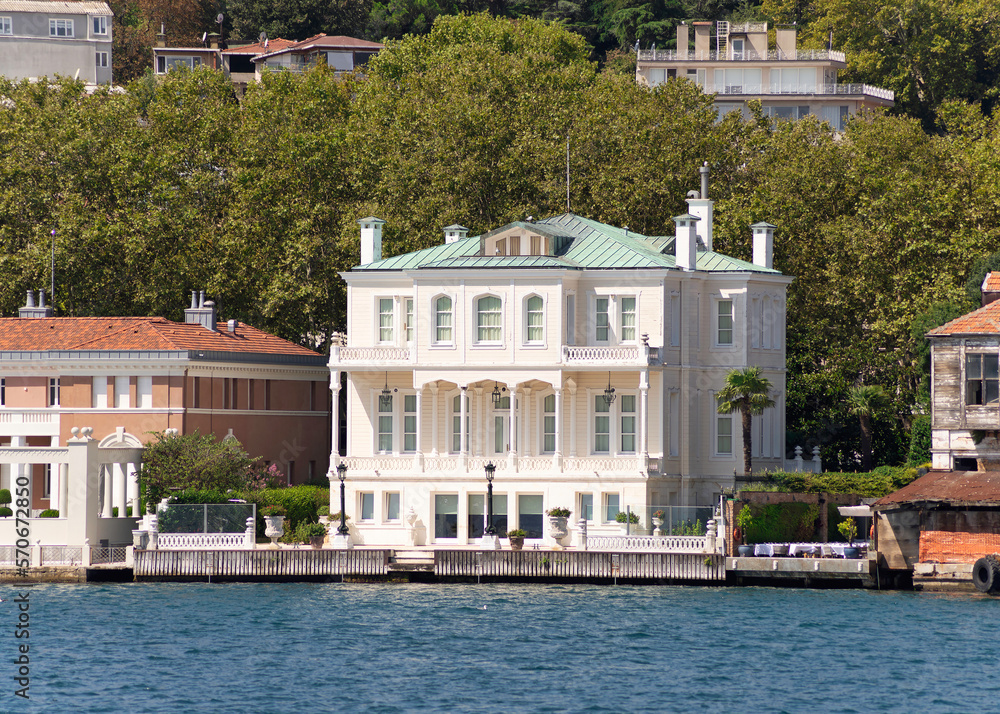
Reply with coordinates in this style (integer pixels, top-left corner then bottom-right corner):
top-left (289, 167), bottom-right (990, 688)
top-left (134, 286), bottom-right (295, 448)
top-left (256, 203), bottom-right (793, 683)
top-left (388, 550), bottom-right (435, 573)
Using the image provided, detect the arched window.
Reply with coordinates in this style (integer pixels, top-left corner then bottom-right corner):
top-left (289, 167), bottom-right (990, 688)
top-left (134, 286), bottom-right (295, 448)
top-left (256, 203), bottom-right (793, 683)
top-left (476, 295), bottom-right (502, 343)
top-left (526, 295), bottom-right (544, 344)
top-left (435, 296), bottom-right (453, 344)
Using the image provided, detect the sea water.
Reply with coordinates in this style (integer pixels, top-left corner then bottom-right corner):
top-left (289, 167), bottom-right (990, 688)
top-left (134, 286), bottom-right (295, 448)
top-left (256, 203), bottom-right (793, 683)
top-left (7, 582), bottom-right (999, 713)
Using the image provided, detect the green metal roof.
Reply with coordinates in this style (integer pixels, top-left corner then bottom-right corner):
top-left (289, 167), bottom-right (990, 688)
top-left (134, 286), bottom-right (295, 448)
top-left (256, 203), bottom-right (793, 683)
top-left (354, 213), bottom-right (782, 274)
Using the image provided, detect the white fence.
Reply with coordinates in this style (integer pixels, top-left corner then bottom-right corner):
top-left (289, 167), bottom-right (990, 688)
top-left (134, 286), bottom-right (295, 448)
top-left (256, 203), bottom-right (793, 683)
top-left (586, 534), bottom-right (710, 553)
top-left (156, 533), bottom-right (252, 549)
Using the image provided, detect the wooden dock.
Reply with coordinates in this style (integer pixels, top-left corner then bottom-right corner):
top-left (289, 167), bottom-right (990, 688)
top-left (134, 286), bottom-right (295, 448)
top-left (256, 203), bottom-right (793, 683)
top-left (132, 548), bottom-right (727, 583)
top-left (134, 548), bottom-right (391, 581)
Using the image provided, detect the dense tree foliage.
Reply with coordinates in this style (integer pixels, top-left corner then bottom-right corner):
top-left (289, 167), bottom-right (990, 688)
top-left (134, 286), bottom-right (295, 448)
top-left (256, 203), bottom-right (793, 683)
top-left (7, 14), bottom-right (1000, 468)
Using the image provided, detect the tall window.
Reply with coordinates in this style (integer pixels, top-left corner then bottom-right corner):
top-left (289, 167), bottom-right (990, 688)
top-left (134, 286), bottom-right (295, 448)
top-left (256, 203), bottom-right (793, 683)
top-left (360, 492), bottom-right (374, 521)
top-left (620, 395), bottom-right (636, 453)
top-left (96, 51), bottom-right (109, 68)
top-left (967, 354), bottom-right (1000, 405)
top-left (620, 297), bottom-right (636, 342)
top-left (404, 299), bottom-right (414, 342)
top-left (92, 15), bottom-right (107, 34)
top-left (594, 395), bottom-right (610, 453)
top-left (670, 294), bottom-right (681, 347)
top-left (542, 395), bottom-right (556, 453)
top-left (378, 396), bottom-right (393, 452)
top-left (378, 298), bottom-right (393, 342)
top-left (717, 398), bottom-right (733, 455)
top-left (579, 493), bottom-right (593, 521)
top-left (435, 296), bottom-right (452, 344)
top-left (49, 19), bottom-right (73, 37)
top-left (717, 300), bottom-right (734, 345)
top-left (386, 492), bottom-right (400, 521)
top-left (0, 17), bottom-right (11, 34)
top-left (526, 296), bottom-right (544, 343)
top-left (1, 377), bottom-right (5, 406)
top-left (403, 395), bottom-right (417, 452)
top-left (603, 493), bottom-right (620, 522)
top-left (477, 296), bottom-right (502, 343)
top-left (452, 394), bottom-right (470, 453)
top-left (48, 378), bottom-right (60, 407)
top-left (596, 298), bottom-right (610, 342)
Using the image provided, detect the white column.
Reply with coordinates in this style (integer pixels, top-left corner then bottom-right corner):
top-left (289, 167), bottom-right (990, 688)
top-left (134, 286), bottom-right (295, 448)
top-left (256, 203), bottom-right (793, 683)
top-left (639, 369), bottom-right (649, 463)
top-left (554, 387), bottom-right (563, 470)
top-left (49, 466), bottom-right (60, 514)
top-left (415, 387), bottom-right (424, 469)
top-left (508, 386), bottom-right (517, 467)
top-left (330, 371), bottom-right (341, 467)
top-left (474, 387), bottom-right (484, 457)
top-left (101, 466), bottom-right (113, 518)
top-left (430, 384), bottom-right (439, 457)
top-left (127, 463), bottom-right (140, 515)
top-left (459, 386), bottom-right (469, 457)
top-left (522, 387), bottom-right (531, 458)
top-left (568, 386), bottom-right (577, 459)
top-left (114, 463), bottom-right (127, 517)
top-left (59, 463), bottom-right (69, 518)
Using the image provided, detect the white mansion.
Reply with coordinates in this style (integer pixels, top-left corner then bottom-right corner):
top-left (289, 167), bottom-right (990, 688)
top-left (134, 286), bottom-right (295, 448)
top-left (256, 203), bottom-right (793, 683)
top-left (330, 170), bottom-right (792, 546)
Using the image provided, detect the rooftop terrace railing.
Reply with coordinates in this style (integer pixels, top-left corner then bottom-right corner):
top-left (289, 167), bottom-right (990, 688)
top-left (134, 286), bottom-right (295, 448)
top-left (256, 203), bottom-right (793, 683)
top-left (638, 49), bottom-right (847, 63)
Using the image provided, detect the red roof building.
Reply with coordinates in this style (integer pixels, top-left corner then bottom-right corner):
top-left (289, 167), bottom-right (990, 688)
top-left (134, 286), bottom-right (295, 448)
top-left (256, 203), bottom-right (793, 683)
top-left (0, 290), bottom-right (331, 517)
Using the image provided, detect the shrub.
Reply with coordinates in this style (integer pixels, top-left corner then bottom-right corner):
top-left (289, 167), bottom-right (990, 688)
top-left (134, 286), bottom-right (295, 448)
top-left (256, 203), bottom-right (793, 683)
top-left (908, 415), bottom-right (932, 465)
top-left (0, 489), bottom-right (11, 505)
top-left (39, 509), bottom-right (59, 518)
top-left (615, 511), bottom-right (640, 524)
top-left (505, 529), bottom-right (526, 538)
top-left (302, 522), bottom-right (327, 538)
top-left (0, 507), bottom-right (11, 517)
top-left (261, 505), bottom-right (286, 517)
top-left (247, 485), bottom-right (329, 538)
top-left (545, 507), bottom-right (571, 517)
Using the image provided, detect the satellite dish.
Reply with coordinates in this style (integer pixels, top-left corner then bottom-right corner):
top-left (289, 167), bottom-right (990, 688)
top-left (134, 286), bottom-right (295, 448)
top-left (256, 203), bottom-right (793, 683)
top-left (259, 31), bottom-right (267, 43)
top-left (216, 13), bottom-right (224, 24)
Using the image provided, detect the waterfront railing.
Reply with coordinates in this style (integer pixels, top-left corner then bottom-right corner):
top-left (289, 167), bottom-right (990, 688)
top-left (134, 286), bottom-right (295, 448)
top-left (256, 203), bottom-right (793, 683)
top-left (134, 548), bottom-right (391, 579)
top-left (435, 550), bottom-right (726, 581)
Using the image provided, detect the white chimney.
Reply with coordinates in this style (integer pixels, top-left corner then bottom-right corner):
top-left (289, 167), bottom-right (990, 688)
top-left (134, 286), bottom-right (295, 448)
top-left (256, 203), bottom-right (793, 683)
top-left (752, 222), bottom-right (776, 269)
top-left (686, 162), bottom-right (713, 251)
top-left (674, 213), bottom-right (700, 271)
top-left (443, 224), bottom-right (469, 244)
top-left (358, 217), bottom-right (386, 265)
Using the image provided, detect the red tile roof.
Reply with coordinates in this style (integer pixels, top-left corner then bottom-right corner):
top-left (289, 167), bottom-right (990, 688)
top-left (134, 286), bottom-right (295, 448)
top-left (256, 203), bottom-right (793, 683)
top-left (223, 38), bottom-right (296, 56)
top-left (254, 33), bottom-right (383, 60)
top-left (875, 470), bottom-right (1000, 509)
top-left (984, 272), bottom-right (1000, 292)
top-left (928, 300), bottom-right (1000, 336)
top-left (0, 317), bottom-right (320, 357)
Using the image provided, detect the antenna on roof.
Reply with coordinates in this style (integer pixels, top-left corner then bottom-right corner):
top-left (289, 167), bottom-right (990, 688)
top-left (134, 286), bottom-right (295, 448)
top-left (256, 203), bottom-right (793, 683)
top-left (259, 31), bottom-right (267, 43)
top-left (201, 31), bottom-right (207, 45)
top-left (50, 229), bottom-right (55, 311)
top-left (566, 134), bottom-right (571, 212)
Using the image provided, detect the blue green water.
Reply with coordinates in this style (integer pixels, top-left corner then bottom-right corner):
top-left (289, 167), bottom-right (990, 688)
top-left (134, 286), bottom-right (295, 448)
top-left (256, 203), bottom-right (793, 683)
top-left (6, 582), bottom-right (999, 712)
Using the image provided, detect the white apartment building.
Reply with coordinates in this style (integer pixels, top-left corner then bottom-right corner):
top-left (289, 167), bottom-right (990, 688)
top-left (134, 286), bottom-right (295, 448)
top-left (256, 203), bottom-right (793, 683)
top-left (330, 169), bottom-right (793, 547)
top-left (0, 0), bottom-right (113, 85)
top-left (636, 21), bottom-right (893, 129)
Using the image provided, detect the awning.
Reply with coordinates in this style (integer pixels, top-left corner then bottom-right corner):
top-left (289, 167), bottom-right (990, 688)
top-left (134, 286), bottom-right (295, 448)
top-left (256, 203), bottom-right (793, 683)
top-left (838, 505), bottom-right (873, 517)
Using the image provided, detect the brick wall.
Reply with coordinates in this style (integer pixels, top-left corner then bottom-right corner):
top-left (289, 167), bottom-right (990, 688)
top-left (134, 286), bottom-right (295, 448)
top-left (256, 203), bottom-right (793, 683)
top-left (919, 530), bottom-right (1000, 563)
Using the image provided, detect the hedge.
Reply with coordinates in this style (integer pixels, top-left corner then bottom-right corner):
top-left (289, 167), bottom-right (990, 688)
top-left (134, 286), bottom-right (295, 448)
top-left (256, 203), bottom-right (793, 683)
top-left (741, 466), bottom-right (921, 498)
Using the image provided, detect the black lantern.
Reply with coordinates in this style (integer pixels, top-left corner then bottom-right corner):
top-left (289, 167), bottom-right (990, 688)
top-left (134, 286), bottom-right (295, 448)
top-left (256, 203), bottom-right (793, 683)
top-left (485, 461), bottom-right (497, 536)
top-left (379, 372), bottom-right (396, 409)
top-left (336, 462), bottom-right (349, 536)
top-left (491, 381), bottom-right (506, 406)
top-left (603, 371), bottom-right (616, 406)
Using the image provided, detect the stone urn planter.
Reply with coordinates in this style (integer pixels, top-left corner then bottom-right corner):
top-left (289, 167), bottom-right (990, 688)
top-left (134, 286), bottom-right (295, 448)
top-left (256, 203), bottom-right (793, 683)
top-left (652, 514), bottom-right (664, 535)
top-left (737, 544), bottom-right (754, 557)
top-left (309, 535), bottom-right (325, 549)
top-left (507, 529), bottom-right (526, 551)
top-left (263, 515), bottom-right (285, 547)
top-left (548, 516), bottom-right (568, 540)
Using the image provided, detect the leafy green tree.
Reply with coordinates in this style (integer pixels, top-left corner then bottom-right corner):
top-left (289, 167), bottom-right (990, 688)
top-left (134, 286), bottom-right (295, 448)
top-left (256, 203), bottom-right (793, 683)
top-left (227, 0), bottom-right (373, 42)
top-left (847, 385), bottom-right (888, 471)
top-left (140, 431), bottom-right (260, 512)
top-left (717, 366), bottom-right (776, 475)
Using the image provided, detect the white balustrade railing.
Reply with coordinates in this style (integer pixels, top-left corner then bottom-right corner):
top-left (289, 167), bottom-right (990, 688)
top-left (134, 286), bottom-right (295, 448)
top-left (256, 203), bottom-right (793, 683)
top-left (638, 49), bottom-right (847, 63)
top-left (157, 533), bottom-right (251, 549)
top-left (345, 454), bottom-right (653, 475)
top-left (333, 346), bottom-right (411, 364)
top-left (0, 411), bottom-right (58, 424)
top-left (587, 534), bottom-right (708, 553)
top-left (563, 345), bottom-right (640, 364)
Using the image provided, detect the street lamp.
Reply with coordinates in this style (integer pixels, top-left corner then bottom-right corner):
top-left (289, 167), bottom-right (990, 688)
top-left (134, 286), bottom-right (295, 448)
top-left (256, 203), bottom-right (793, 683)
top-left (336, 463), bottom-right (349, 536)
top-left (485, 461), bottom-right (496, 536)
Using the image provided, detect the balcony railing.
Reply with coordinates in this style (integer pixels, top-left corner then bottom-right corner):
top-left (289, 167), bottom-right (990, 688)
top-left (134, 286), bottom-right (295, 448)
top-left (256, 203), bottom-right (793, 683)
top-left (331, 346), bottom-right (411, 364)
top-left (638, 49), bottom-right (846, 63)
top-left (561, 345), bottom-right (659, 366)
top-left (709, 82), bottom-right (894, 101)
top-left (341, 454), bottom-right (659, 475)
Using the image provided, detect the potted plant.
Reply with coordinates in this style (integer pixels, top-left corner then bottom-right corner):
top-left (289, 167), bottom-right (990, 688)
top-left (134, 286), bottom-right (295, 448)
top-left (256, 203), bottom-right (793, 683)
top-left (261, 505), bottom-right (286, 547)
top-left (302, 522), bottom-right (327, 549)
top-left (0, 488), bottom-right (11, 508)
top-left (615, 510), bottom-right (640, 534)
top-left (506, 528), bottom-right (526, 551)
top-left (317, 505), bottom-right (331, 526)
top-left (545, 507), bottom-right (571, 540)
top-left (838, 517), bottom-right (859, 558)
top-left (735, 504), bottom-right (754, 557)
top-left (39, 509), bottom-right (59, 518)
top-left (652, 509), bottom-right (665, 534)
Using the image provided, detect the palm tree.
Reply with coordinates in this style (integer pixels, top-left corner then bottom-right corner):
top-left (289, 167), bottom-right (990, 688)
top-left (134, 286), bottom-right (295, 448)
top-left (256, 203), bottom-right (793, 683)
top-left (848, 385), bottom-right (888, 471)
top-left (717, 366), bottom-right (776, 476)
